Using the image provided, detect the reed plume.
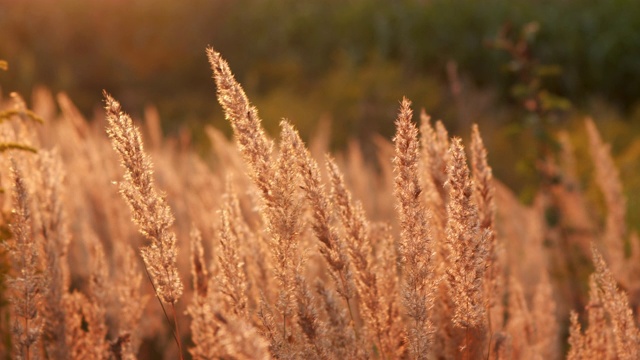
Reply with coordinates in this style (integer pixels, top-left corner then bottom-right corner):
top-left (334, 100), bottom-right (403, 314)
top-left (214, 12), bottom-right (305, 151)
top-left (568, 276), bottom-right (611, 359)
top-left (393, 97), bottom-right (435, 359)
top-left (217, 180), bottom-right (249, 319)
top-left (64, 238), bottom-right (109, 359)
top-left (209, 49), bottom-right (307, 357)
top-left (282, 122), bottom-right (356, 322)
top-left (531, 271), bottom-right (558, 358)
top-left (111, 242), bottom-right (148, 360)
top-left (569, 246), bottom-right (640, 359)
top-left (104, 93), bottom-right (183, 305)
top-left (34, 149), bottom-right (71, 359)
top-left (591, 246), bottom-right (639, 359)
top-left (328, 156), bottom-right (402, 358)
top-left (187, 227), bottom-right (218, 359)
top-left (445, 137), bottom-right (489, 357)
top-left (104, 92), bottom-right (184, 357)
top-left (470, 125), bottom-right (503, 333)
top-left (586, 119), bottom-right (627, 279)
top-left (206, 47), bottom-right (274, 198)
top-left (6, 160), bottom-right (47, 360)
top-left (445, 137), bottom-right (488, 330)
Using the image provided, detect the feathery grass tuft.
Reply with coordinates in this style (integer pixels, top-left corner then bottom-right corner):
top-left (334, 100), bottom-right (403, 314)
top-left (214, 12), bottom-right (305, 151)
top-left (393, 98), bottom-right (435, 359)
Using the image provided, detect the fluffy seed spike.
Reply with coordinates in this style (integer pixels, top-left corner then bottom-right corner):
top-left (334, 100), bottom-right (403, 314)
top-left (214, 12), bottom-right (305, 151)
top-left (207, 47), bottom-right (274, 200)
top-left (445, 137), bottom-right (488, 330)
top-left (104, 92), bottom-right (183, 305)
top-left (7, 160), bottom-right (47, 360)
top-left (393, 97), bottom-right (435, 359)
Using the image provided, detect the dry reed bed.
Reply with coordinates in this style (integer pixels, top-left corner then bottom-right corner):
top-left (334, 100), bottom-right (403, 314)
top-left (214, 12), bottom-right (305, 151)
top-left (0, 48), bottom-right (639, 359)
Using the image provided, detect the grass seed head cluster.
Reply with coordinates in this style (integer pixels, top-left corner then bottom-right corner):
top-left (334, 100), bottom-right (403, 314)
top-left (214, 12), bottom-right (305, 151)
top-left (0, 49), bottom-right (639, 359)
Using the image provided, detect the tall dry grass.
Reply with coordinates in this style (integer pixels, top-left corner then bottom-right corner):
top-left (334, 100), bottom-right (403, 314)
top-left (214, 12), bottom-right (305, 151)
top-left (0, 48), bottom-right (639, 359)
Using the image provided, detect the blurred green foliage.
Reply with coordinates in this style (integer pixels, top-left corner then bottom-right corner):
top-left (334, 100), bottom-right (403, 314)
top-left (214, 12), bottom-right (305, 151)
top-left (486, 20), bottom-right (573, 201)
top-left (3, 0), bottom-right (640, 128)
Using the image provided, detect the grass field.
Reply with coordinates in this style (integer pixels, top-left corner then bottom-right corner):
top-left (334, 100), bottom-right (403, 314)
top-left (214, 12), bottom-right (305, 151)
top-left (0, 48), bottom-right (638, 359)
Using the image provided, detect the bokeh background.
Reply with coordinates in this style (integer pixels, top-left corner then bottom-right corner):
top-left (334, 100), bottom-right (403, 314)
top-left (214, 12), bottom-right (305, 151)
top-left (3, 0), bottom-right (640, 223)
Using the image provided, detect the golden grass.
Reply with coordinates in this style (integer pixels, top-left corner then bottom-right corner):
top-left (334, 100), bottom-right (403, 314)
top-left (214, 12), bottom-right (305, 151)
top-left (0, 48), bottom-right (638, 359)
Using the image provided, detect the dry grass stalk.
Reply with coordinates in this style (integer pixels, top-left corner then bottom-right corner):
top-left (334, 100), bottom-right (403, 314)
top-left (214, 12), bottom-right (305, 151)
top-left (393, 98), bottom-right (435, 359)
top-left (419, 112), bottom-right (455, 359)
top-left (445, 137), bottom-right (489, 357)
top-left (504, 276), bottom-right (534, 358)
top-left (87, 236), bottom-right (109, 318)
top-left (567, 311), bottom-right (585, 360)
top-left (187, 227), bottom-right (220, 359)
top-left (548, 131), bottom-right (595, 268)
top-left (144, 104), bottom-right (163, 150)
top-left (63, 291), bottom-right (107, 359)
top-left (33, 149), bottom-right (72, 359)
top-left (531, 271), bottom-right (559, 358)
top-left (111, 242), bottom-right (147, 360)
top-left (283, 121), bottom-right (372, 358)
top-left (419, 112), bottom-right (449, 204)
top-left (283, 122), bottom-right (357, 334)
top-left (104, 93), bottom-right (183, 305)
top-left (189, 226), bottom-right (208, 300)
top-left (214, 311), bottom-right (271, 360)
top-left (186, 227), bottom-right (218, 359)
top-left (417, 112), bottom-right (447, 258)
top-left (470, 125), bottom-right (504, 333)
top-left (445, 137), bottom-right (488, 329)
top-left (209, 48), bottom-right (308, 357)
top-left (373, 223), bottom-right (407, 357)
top-left (0, 93), bottom-right (43, 155)
top-left (188, 221), bottom-right (270, 359)
top-left (586, 119), bottom-right (627, 278)
top-left (6, 160), bottom-right (47, 360)
top-left (187, 300), bottom-right (219, 360)
top-left (104, 93), bottom-right (184, 357)
top-left (217, 180), bottom-right (249, 319)
top-left (569, 245), bottom-right (640, 359)
top-left (253, 122), bottom-right (307, 352)
top-left (257, 295), bottom-right (285, 357)
top-left (63, 236), bottom-right (109, 359)
top-left (581, 276), bottom-right (614, 357)
top-left (471, 124), bottom-right (503, 290)
top-left (555, 130), bottom-right (593, 234)
top-left (585, 272), bottom-right (614, 357)
top-left (294, 273), bottom-right (330, 359)
top-left (328, 157), bottom-right (401, 358)
top-left (591, 246), bottom-right (640, 359)
top-left (206, 47), bottom-right (274, 199)
top-left (315, 280), bottom-right (358, 359)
